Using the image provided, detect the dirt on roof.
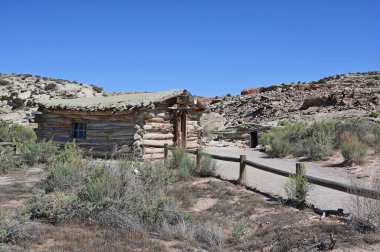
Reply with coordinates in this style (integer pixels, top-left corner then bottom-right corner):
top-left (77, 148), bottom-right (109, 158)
top-left (39, 89), bottom-right (186, 111)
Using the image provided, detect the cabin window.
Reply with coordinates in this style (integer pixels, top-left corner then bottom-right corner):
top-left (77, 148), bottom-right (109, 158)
top-left (72, 122), bottom-right (87, 139)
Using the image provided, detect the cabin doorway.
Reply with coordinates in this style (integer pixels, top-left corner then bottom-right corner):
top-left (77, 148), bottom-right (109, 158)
top-left (175, 110), bottom-right (187, 148)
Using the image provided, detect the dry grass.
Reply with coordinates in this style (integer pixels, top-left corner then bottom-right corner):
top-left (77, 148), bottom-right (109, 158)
top-left (167, 178), bottom-right (380, 251)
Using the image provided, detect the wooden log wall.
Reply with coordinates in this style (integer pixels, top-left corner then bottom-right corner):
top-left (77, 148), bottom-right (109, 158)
top-left (37, 102), bottom-right (204, 160)
top-left (141, 109), bottom-right (174, 160)
top-left (186, 111), bottom-right (203, 150)
top-left (37, 109), bottom-right (143, 156)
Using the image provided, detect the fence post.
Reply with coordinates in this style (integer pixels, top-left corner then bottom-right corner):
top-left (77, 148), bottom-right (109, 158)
top-left (196, 148), bottom-right (201, 172)
top-left (295, 162), bottom-right (307, 199)
top-left (12, 137), bottom-right (17, 154)
top-left (296, 163), bottom-right (307, 176)
top-left (239, 155), bottom-right (247, 185)
top-left (164, 144), bottom-right (168, 167)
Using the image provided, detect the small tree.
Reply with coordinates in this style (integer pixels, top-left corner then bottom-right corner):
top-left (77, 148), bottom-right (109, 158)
top-left (284, 169), bottom-right (311, 207)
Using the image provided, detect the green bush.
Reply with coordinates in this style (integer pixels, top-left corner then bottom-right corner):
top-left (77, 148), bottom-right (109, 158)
top-left (177, 157), bottom-right (196, 180)
top-left (260, 121), bottom-right (308, 158)
top-left (169, 148), bottom-right (187, 169)
top-left (138, 161), bottom-right (176, 189)
top-left (91, 84), bottom-right (103, 93)
top-left (44, 83), bottom-right (57, 91)
top-left (0, 147), bottom-right (20, 174)
top-left (340, 137), bottom-right (368, 165)
top-left (231, 221), bottom-right (247, 243)
top-left (197, 153), bottom-right (217, 177)
top-left (141, 196), bottom-right (169, 225)
top-left (284, 172), bottom-right (311, 206)
top-left (0, 215), bottom-right (30, 248)
top-left (0, 80), bottom-right (10, 86)
top-left (0, 121), bottom-right (36, 143)
top-left (19, 140), bottom-right (57, 166)
top-left (336, 118), bottom-right (373, 144)
top-left (369, 111), bottom-right (379, 118)
top-left (305, 121), bottom-right (335, 160)
top-left (24, 157), bottom-right (179, 231)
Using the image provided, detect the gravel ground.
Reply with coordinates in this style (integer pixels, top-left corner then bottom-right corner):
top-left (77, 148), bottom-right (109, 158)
top-left (203, 147), bottom-right (373, 211)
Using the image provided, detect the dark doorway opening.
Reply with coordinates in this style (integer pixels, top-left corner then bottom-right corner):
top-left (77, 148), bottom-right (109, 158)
top-left (250, 131), bottom-right (258, 148)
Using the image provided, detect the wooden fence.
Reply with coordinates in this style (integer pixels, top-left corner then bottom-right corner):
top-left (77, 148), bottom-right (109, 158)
top-left (163, 144), bottom-right (380, 200)
top-left (0, 137), bottom-right (17, 153)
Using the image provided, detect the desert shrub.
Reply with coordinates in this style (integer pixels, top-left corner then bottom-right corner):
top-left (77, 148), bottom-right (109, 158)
top-left (141, 196), bottom-right (170, 225)
top-left (197, 153), bottom-right (217, 177)
top-left (0, 215), bottom-right (31, 249)
top-left (261, 118), bottom-right (380, 163)
top-left (137, 161), bottom-right (176, 189)
top-left (259, 121), bottom-right (308, 157)
top-left (91, 84), bottom-right (103, 93)
top-left (231, 221), bottom-right (247, 244)
top-left (23, 192), bottom-right (76, 223)
top-left (340, 136), bottom-right (368, 165)
top-left (43, 142), bottom-right (85, 191)
top-left (177, 157), bottom-right (196, 180)
top-left (0, 80), bottom-right (10, 86)
top-left (0, 147), bottom-right (19, 174)
top-left (348, 175), bottom-right (380, 231)
top-left (369, 111), bottom-right (379, 118)
top-left (167, 148), bottom-right (197, 179)
top-left (19, 140), bottom-right (57, 166)
top-left (44, 83), bottom-right (57, 91)
top-left (284, 171), bottom-right (311, 206)
top-left (336, 118), bottom-right (373, 145)
top-left (169, 148), bottom-right (187, 169)
top-left (24, 156), bottom-right (179, 232)
top-left (193, 223), bottom-right (225, 249)
top-left (0, 121), bottom-right (36, 143)
top-left (305, 121), bottom-right (335, 160)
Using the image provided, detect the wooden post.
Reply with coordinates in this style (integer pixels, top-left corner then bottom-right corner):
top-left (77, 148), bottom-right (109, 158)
top-left (296, 163), bottom-right (306, 176)
top-left (296, 162), bottom-right (307, 200)
top-left (12, 137), bottom-right (17, 154)
top-left (196, 148), bottom-right (201, 171)
top-left (164, 144), bottom-right (168, 167)
top-left (239, 155), bottom-right (247, 185)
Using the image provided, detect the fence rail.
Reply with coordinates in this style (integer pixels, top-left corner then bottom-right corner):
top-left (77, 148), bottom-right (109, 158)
top-left (162, 144), bottom-right (379, 200)
top-left (0, 138), bottom-right (17, 153)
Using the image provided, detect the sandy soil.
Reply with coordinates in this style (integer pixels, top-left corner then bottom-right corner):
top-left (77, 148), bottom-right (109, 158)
top-left (0, 167), bottom-right (45, 216)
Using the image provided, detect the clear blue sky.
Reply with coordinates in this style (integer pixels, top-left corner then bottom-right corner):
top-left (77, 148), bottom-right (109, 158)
top-left (1, 0), bottom-right (379, 96)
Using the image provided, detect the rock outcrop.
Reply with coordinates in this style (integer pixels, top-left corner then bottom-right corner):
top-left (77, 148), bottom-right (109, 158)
top-left (203, 72), bottom-right (380, 127)
top-left (0, 73), bottom-right (103, 125)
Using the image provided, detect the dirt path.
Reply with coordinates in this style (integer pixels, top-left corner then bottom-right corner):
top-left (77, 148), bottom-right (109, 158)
top-left (204, 147), bottom-right (374, 211)
top-left (0, 168), bottom-right (45, 216)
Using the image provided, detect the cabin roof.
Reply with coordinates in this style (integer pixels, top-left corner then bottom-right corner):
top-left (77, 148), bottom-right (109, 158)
top-left (39, 89), bottom-right (205, 111)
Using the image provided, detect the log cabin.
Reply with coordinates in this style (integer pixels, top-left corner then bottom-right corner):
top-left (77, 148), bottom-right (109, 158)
top-left (35, 89), bottom-right (205, 159)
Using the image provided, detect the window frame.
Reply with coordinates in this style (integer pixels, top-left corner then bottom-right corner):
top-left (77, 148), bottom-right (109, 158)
top-left (71, 121), bottom-right (87, 140)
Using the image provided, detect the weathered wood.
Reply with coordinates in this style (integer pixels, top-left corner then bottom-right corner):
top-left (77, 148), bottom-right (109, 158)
top-left (239, 155), bottom-right (247, 185)
top-left (142, 140), bottom-right (174, 147)
top-left (196, 148), bottom-right (201, 171)
top-left (164, 144), bottom-right (169, 166)
top-left (143, 153), bottom-right (165, 159)
top-left (143, 133), bottom-right (174, 140)
top-left (144, 147), bottom-right (165, 154)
